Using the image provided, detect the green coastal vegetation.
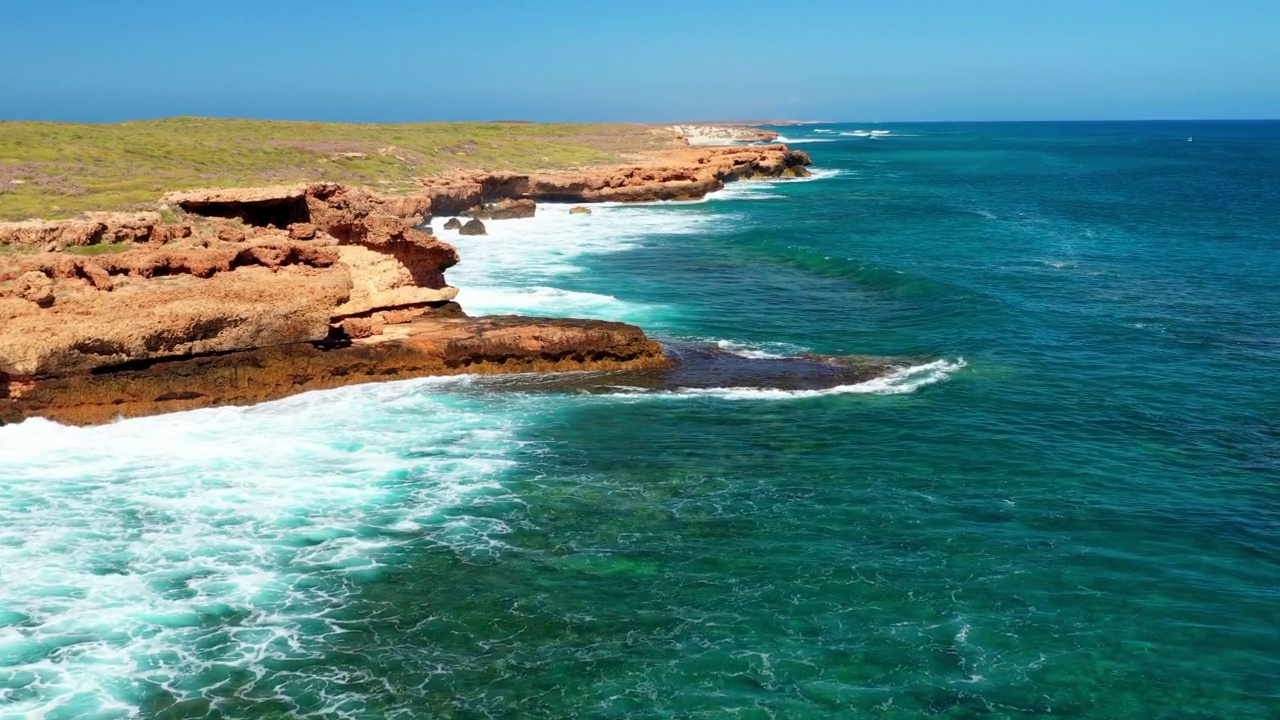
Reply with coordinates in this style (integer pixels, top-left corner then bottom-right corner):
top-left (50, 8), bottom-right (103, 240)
top-left (0, 117), bottom-right (679, 220)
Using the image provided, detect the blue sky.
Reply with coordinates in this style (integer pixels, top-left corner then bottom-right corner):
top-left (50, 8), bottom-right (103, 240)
top-left (4, 0), bottom-right (1278, 122)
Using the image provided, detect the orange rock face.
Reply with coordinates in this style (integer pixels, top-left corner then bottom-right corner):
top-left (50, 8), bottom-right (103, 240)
top-left (0, 184), bottom-right (460, 380)
top-left (0, 315), bottom-right (668, 426)
top-left (415, 144), bottom-right (811, 211)
top-left (0, 248), bottom-right (350, 377)
top-left (0, 212), bottom-right (190, 249)
top-left (527, 144), bottom-right (811, 203)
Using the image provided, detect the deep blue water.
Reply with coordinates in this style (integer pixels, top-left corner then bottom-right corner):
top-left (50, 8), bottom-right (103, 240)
top-left (1, 121), bottom-right (1278, 718)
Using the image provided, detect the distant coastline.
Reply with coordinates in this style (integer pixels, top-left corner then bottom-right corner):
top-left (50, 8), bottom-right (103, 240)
top-left (0, 121), bottom-right (829, 425)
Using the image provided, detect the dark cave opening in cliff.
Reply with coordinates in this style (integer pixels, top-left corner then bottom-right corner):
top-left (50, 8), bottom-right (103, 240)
top-left (177, 197), bottom-right (311, 228)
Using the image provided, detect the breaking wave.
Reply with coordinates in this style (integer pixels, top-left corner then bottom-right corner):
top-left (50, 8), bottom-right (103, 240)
top-left (606, 359), bottom-right (967, 401)
top-left (0, 379), bottom-right (531, 717)
top-left (772, 135), bottom-right (838, 144)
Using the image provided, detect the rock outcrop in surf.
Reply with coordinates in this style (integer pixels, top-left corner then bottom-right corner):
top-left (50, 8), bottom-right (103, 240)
top-left (1, 184), bottom-right (458, 377)
top-left (466, 198), bottom-right (536, 220)
top-left (458, 218), bottom-right (487, 236)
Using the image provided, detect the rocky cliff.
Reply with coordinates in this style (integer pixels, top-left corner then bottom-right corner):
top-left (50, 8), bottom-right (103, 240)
top-left (0, 144), bottom-right (811, 424)
top-left (417, 144), bottom-right (811, 211)
top-left (1, 183), bottom-right (459, 379)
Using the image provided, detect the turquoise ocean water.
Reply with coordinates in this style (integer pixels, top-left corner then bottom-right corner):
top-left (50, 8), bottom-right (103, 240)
top-left (2, 121), bottom-right (1278, 718)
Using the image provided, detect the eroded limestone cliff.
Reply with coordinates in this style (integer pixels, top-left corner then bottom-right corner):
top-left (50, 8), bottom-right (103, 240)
top-left (417, 144), bottom-right (811, 210)
top-left (1, 183), bottom-right (460, 380)
top-left (0, 143), bottom-right (812, 424)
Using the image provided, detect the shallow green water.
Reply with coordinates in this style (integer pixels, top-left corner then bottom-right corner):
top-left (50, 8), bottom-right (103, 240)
top-left (2, 121), bottom-right (1278, 718)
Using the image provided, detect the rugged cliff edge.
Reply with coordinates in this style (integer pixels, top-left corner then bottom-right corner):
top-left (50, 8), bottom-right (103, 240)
top-left (0, 144), bottom-right (811, 425)
top-left (417, 144), bottom-right (811, 212)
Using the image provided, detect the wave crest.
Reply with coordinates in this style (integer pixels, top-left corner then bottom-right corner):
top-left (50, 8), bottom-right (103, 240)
top-left (605, 358), bottom-right (967, 401)
top-left (0, 383), bottom-right (525, 717)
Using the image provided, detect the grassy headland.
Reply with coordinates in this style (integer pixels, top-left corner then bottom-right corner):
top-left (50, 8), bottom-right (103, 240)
top-left (0, 117), bottom-right (682, 220)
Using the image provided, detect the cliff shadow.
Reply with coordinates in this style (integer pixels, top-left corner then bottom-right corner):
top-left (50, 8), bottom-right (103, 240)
top-left (177, 197), bottom-right (311, 228)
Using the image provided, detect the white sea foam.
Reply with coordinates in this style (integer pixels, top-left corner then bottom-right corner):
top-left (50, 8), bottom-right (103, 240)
top-left (772, 135), bottom-right (837, 144)
top-left (458, 285), bottom-right (651, 319)
top-left (0, 379), bottom-right (531, 717)
top-left (781, 167), bottom-right (843, 183)
top-left (700, 338), bottom-right (809, 359)
top-left (438, 167), bottom-right (841, 319)
top-left (706, 184), bottom-right (787, 201)
top-left (839, 130), bottom-right (917, 138)
top-left (703, 168), bottom-right (843, 202)
top-left (437, 204), bottom-right (718, 320)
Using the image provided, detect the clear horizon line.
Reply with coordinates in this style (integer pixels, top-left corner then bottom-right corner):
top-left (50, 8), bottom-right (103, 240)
top-left (2, 114), bottom-right (1279, 126)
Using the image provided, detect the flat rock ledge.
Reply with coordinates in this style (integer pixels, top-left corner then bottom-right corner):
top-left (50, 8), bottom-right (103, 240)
top-left (1, 314), bottom-right (668, 426)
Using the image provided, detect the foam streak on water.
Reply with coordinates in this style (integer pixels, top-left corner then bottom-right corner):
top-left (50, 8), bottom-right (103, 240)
top-left (608, 359), bottom-right (966, 401)
top-left (707, 338), bottom-right (808, 360)
top-left (771, 135), bottom-right (837, 144)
